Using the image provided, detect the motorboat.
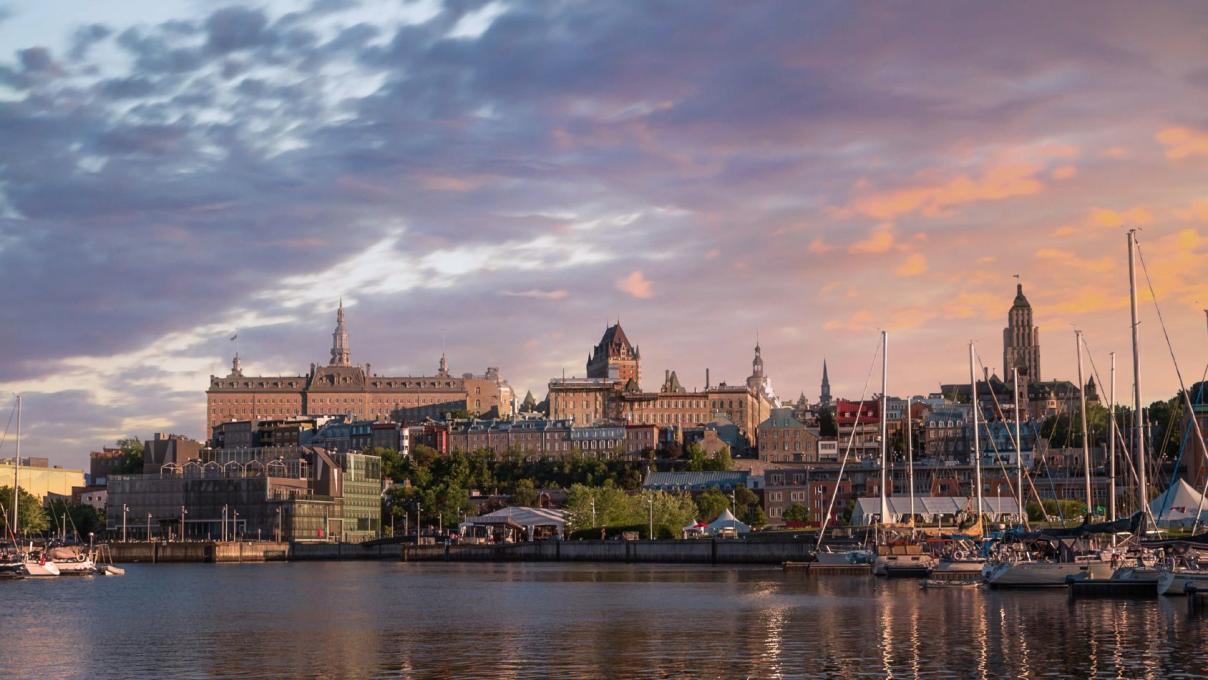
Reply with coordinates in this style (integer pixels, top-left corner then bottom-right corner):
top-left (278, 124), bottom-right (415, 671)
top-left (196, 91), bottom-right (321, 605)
top-left (1157, 556), bottom-right (1208, 596)
top-left (21, 549), bottom-right (60, 577)
top-left (814, 546), bottom-right (873, 565)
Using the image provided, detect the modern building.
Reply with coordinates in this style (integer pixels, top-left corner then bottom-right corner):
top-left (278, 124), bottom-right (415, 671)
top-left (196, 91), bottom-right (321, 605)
top-left (89, 447), bottom-right (126, 486)
top-left (1, 458), bottom-right (87, 503)
top-left (206, 302), bottom-right (515, 429)
top-left (106, 445), bottom-right (381, 543)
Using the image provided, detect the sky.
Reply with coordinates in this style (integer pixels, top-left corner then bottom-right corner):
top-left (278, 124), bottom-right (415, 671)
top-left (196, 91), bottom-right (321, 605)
top-left (1, 1), bottom-right (1207, 469)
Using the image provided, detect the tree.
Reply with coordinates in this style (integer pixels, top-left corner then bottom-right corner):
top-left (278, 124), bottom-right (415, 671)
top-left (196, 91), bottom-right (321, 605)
top-left (743, 505), bottom-right (768, 529)
top-left (115, 436), bottom-right (144, 474)
top-left (782, 503), bottom-right (809, 523)
top-left (512, 479), bottom-right (539, 507)
top-left (818, 409), bottom-right (838, 437)
top-left (695, 488), bottom-right (730, 522)
top-left (0, 486), bottom-right (50, 535)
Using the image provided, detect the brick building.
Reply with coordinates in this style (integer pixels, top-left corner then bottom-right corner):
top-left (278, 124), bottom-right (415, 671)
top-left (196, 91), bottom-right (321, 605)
top-left (206, 302), bottom-right (515, 429)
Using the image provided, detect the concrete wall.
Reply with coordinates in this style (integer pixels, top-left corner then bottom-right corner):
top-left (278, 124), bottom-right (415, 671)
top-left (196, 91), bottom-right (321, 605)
top-left (402, 539), bottom-right (814, 564)
top-left (107, 540), bottom-right (388, 563)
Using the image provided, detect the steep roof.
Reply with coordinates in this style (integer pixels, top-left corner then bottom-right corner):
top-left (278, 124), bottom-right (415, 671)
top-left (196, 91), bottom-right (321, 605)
top-left (596, 323), bottom-right (634, 354)
top-left (1012, 283), bottom-right (1031, 308)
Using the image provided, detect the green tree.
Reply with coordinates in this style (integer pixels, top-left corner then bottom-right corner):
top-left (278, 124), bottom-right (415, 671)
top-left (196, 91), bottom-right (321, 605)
top-left (0, 486), bottom-right (50, 535)
top-left (782, 503), bottom-right (809, 523)
top-left (743, 505), bottom-right (768, 529)
top-left (115, 436), bottom-right (144, 474)
top-left (818, 409), bottom-right (837, 437)
top-left (695, 488), bottom-right (730, 522)
top-left (512, 478), bottom-right (539, 507)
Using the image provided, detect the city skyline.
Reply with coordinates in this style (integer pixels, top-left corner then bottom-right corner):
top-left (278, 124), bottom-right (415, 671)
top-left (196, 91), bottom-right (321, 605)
top-left (1, 2), bottom-right (1207, 467)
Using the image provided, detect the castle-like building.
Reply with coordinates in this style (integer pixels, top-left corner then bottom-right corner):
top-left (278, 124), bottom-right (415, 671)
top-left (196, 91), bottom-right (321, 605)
top-left (206, 302), bottom-right (514, 430)
top-left (546, 323), bottom-right (774, 449)
top-left (1003, 283), bottom-right (1041, 383)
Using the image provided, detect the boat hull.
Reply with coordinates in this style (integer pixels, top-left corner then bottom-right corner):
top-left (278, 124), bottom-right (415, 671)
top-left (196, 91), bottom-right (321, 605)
top-left (988, 560), bottom-right (1113, 588)
top-left (22, 561), bottom-right (61, 577)
top-left (1157, 569), bottom-right (1208, 596)
top-left (875, 555), bottom-right (934, 578)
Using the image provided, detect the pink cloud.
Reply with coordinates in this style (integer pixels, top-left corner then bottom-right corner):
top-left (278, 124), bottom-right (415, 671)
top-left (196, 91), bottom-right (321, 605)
top-left (615, 271), bottom-right (653, 299)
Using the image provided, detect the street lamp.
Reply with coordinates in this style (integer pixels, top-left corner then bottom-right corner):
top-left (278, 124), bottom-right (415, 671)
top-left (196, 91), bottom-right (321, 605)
top-left (180, 505), bottom-right (188, 542)
top-left (232, 509), bottom-right (239, 542)
top-left (122, 504), bottom-right (129, 543)
top-left (647, 495), bottom-right (654, 540)
top-left (222, 504), bottom-right (229, 542)
top-left (276, 507), bottom-right (283, 543)
top-left (146, 513), bottom-right (152, 541)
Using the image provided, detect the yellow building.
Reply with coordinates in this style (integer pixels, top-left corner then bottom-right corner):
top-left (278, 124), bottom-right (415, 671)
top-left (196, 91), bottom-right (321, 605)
top-left (1, 461), bottom-right (86, 501)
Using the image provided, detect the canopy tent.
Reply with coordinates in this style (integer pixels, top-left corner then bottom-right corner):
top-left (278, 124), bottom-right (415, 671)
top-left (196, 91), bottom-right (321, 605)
top-left (706, 508), bottom-right (751, 536)
top-left (459, 506), bottom-right (567, 541)
top-left (1150, 478), bottom-right (1208, 528)
top-left (682, 519), bottom-right (708, 538)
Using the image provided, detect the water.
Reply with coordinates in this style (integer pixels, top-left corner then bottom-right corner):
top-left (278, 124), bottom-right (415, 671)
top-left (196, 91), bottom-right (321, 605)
top-left (1, 562), bottom-right (1206, 679)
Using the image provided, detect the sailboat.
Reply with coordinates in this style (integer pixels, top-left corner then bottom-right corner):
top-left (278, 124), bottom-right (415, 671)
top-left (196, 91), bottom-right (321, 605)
top-left (871, 331), bottom-right (935, 578)
top-left (935, 344), bottom-right (992, 578)
top-left (6, 395), bottom-right (60, 578)
top-left (988, 332), bottom-right (1117, 588)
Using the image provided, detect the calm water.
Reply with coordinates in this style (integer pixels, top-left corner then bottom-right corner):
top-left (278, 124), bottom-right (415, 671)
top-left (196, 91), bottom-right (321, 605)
top-left (1, 562), bottom-right (1206, 679)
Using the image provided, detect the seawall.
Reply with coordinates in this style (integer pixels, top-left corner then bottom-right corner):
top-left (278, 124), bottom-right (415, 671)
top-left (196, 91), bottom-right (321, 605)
top-left (107, 541), bottom-right (399, 563)
top-left (402, 539), bottom-right (815, 564)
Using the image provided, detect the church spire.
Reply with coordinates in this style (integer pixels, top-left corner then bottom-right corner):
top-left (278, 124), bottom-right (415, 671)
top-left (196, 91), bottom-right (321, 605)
top-left (330, 299), bottom-right (350, 366)
top-left (820, 359), bottom-right (832, 408)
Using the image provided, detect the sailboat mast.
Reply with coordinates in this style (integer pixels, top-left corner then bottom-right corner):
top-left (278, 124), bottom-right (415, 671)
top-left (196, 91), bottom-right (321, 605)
top-left (880, 331), bottom-right (889, 525)
top-left (13, 394), bottom-right (20, 538)
top-left (969, 342), bottom-right (983, 522)
top-left (1076, 330), bottom-right (1092, 516)
top-left (1013, 368), bottom-right (1023, 524)
top-left (1128, 230), bottom-right (1147, 533)
top-left (907, 398), bottom-right (915, 523)
top-left (1108, 353), bottom-right (1117, 523)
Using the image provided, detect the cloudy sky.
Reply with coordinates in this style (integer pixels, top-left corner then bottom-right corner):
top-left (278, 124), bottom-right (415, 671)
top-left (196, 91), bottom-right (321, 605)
top-left (1, 1), bottom-right (1207, 468)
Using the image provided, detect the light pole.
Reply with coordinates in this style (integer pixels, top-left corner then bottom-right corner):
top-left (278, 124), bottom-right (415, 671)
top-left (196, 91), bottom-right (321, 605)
top-left (276, 507), bottom-right (283, 543)
top-left (222, 504), bottom-right (228, 542)
top-left (438, 512), bottom-right (442, 536)
top-left (180, 505), bottom-right (188, 542)
top-left (232, 510), bottom-right (239, 542)
top-left (122, 504), bottom-right (129, 542)
top-left (647, 495), bottom-right (654, 540)
top-left (146, 513), bottom-right (152, 541)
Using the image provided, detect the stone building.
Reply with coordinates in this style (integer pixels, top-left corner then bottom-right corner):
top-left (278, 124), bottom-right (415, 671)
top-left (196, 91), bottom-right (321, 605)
top-left (1003, 283), bottom-right (1041, 383)
top-left (546, 325), bottom-right (774, 451)
top-left (757, 408), bottom-right (822, 463)
top-left (206, 302), bottom-right (515, 429)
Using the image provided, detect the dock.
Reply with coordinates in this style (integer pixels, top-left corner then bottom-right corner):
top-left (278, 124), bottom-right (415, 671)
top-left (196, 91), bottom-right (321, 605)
top-left (783, 561), bottom-right (872, 575)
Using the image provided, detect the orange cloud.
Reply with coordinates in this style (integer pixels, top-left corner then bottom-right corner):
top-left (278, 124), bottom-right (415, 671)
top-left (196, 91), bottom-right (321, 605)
top-left (417, 174), bottom-right (488, 192)
top-left (1089, 206), bottom-right (1153, 228)
top-left (823, 310), bottom-right (874, 332)
top-left (615, 270), bottom-right (653, 299)
top-left (896, 253), bottom-right (927, 277)
top-left (1050, 164), bottom-right (1078, 180)
top-left (808, 237), bottom-right (834, 254)
top-left (849, 223), bottom-right (894, 254)
top-left (1156, 126), bottom-right (1208, 160)
top-left (852, 162), bottom-right (1046, 220)
top-left (944, 292), bottom-right (1002, 320)
top-left (1035, 248), bottom-right (1114, 273)
top-left (1177, 199), bottom-right (1208, 224)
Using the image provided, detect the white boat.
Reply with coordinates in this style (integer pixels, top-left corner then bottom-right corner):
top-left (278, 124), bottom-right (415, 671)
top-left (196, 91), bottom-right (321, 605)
top-left (814, 546), bottom-right (873, 565)
top-left (47, 546), bottom-right (96, 576)
top-left (1156, 556), bottom-right (1208, 596)
top-left (987, 555), bottom-right (1114, 588)
top-left (21, 555), bottom-right (60, 577)
top-left (934, 556), bottom-right (986, 574)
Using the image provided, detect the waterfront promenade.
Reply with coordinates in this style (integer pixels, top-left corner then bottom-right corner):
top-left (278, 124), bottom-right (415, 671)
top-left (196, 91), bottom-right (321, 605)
top-left (105, 538), bottom-right (817, 564)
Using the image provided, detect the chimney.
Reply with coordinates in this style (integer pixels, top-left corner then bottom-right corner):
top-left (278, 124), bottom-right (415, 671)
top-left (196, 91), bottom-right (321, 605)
top-left (706, 368), bottom-right (711, 389)
top-left (983, 367), bottom-right (989, 382)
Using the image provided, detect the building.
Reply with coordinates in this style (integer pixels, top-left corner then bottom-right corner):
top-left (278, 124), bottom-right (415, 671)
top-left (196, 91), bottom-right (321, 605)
top-left (89, 447), bottom-right (126, 486)
top-left (923, 406), bottom-right (970, 458)
top-left (143, 433), bottom-right (204, 474)
top-left (1003, 283), bottom-right (1041, 383)
top-left (586, 322), bottom-right (640, 383)
top-left (833, 398), bottom-right (881, 459)
top-left (1185, 381), bottom-right (1208, 490)
top-left (757, 408), bottom-right (823, 463)
top-left (206, 302), bottom-right (514, 429)
top-left (106, 445), bottom-right (382, 543)
top-left (547, 325), bottom-right (773, 450)
top-left (819, 360), bottom-right (832, 410)
top-left (0, 458), bottom-right (86, 503)
top-left (642, 470), bottom-right (753, 493)
top-left (446, 418), bottom-right (658, 459)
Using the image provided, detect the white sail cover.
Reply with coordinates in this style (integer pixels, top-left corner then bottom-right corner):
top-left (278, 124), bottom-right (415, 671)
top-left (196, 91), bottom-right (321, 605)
top-left (1149, 478), bottom-right (1208, 527)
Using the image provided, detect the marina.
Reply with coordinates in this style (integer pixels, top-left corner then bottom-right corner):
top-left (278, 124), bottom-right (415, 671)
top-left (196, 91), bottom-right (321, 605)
top-left (2, 561), bottom-right (1206, 679)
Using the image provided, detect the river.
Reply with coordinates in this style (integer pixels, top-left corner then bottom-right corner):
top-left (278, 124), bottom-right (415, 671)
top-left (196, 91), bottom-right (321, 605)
top-left (1, 562), bottom-right (1205, 678)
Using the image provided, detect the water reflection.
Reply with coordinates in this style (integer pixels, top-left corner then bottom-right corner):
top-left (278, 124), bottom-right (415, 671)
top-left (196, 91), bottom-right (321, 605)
top-left (0, 563), bottom-right (1205, 679)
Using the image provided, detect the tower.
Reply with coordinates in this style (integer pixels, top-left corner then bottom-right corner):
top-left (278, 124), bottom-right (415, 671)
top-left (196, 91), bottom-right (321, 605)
top-left (1003, 283), bottom-right (1040, 383)
top-left (586, 322), bottom-right (640, 384)
top-left (819, 360), bottom-right (832, 409)
top-left (438, 353), bottom-right (449, 376)
top-left (330, 300), bottom-right (351, 366)
top-left (746, 341), bottom-right (768, 395)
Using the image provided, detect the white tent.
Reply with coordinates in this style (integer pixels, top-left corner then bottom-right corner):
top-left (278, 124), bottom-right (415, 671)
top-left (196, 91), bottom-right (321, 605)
top-left (1149, 478), bottom-right (1208, 528)
top-left (706, 508), bottom-right (751, 536)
